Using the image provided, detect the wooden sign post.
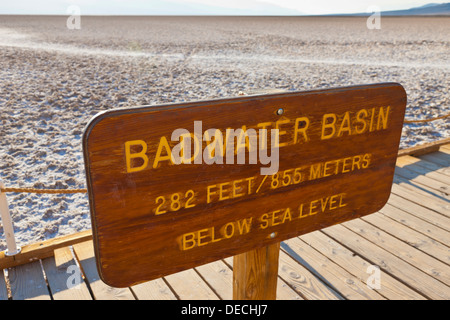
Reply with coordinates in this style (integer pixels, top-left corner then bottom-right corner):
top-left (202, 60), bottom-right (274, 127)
top-left (83, 83), bottom-right (407, 296)
top-left (233, 242), bottom-right (280, 300)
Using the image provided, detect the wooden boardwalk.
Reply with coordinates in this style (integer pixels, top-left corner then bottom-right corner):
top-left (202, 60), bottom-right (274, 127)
top-left (0, 144), bottom-right (449, 300)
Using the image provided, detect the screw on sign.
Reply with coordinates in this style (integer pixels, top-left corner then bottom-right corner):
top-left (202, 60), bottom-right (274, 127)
top-left (83, 83), bottom-right (406, 299)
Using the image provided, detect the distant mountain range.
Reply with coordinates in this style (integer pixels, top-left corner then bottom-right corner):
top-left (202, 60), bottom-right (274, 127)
top-left (165, 2), bottom-right (450, 16)
top-left (1, 0), bottom-right (448, 16)
top-left (340, 3), bottom-right (450, 16)
top-left (163, 2), bottom-right (450, 16)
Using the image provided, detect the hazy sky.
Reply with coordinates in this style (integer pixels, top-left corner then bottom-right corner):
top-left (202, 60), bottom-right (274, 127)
top-left (0, 0), bottom-right (448, 15)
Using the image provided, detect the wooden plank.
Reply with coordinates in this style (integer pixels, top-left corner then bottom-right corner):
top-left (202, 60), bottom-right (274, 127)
top-left (195, 260), bottom-right (233, 300)
top-left (394, 166), bottom-right (450, 195)
top-left (277, 250), bottom-right (343, 300)
top-left (131, 278), bottom-right (177, 300)
top-left (72, 241), bottom-right (135, 300)
top-left (83, 83), bottom-right (407, 287)
top-left (441, 145), bottom-right (450, 153)
top-left (0, 269), bottom-right (8, 300)
top-left (345, 218), bottom-right (450, 286)
top-left (41, 247), bottom-right (92, 300)
top-left (419, 152), bottom-right (450, 168)
top-left (387, 193), bottom-right (450, 232)
top-left (203, 256), bottom-right (303, 300)
top-left (275, 280), bottom-right (303, 300)
top-left (8, 261), bottom-right (51, 300)
top-left (397, 155), bottom-right (450, 177)
top-left (380, 203), bottom-right (450, 247)
top-left (301, 231), bottom-right (426, 300)
top-left (394, 174), bottom-right (449, 203)
top-left (233, 242), bottom-right (280, 300)
top-left (364, 212), bottom-right (450, 266)
top-left (323, 224), bottom-right (450, 300)
top-left (0, 230), bottom-right (92, 270)
top-left (224, 256), bottom-right (303, 300)
top-left (164, 269), bottom-right (220, 300)
top-left (281, 237), bottom-right (385, 300)
top-left (397, 157), bottom-right (450, 184)
top-left (397, 138), bottom-right (450, 157)
top-left (390, 183), bottom-right (450, 218)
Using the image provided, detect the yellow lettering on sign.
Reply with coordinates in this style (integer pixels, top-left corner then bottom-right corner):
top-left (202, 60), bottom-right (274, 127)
top-left (236, 218), bottom-right (253, 234)
top-left (153, 189), bottom-right (197, 215)
top-left (259, 193), bottom-right (348, 229)
top-left (310, 163), bottom-right (323, 180)
top-left (321, 107), bottom-right (391, 140)
top-left (125, 140), bottom-right (149, 173)
top-left (352, 155), bottom-right (362, 170)
top-left (259, 213), bottom-right (269, 229)
top-left (246, 177), bottom-right (255, 194)
top-left (219, 182), bottom-right (231, 201)
top-left (282, 207), bottom-right (292, 223)
top-left (377, 106), bottom-right (390, 130)
top-left (355, 109), bottom-right (368, 134)
top-left (123, 107), bottom-right (390, 173)
top-left (221, 222), bottom-right (235, 239)
top-left (206, 177), bottom-right (255, 204)
top-left (275, 118), bottom-right (291, 148)
top-left (308, 153), bottom-right (372, 181)
top-left (297, 193), bottom-right (347, 219)
top-left (341, 157), bottom-right (352, 173)
top-left (197, 228), bottom-right (210, 247)
top-left (362, 153), bottom-right (371, 168)
top-left (309, 200), bottom-right (320, 215)
top-left (181, 232), bottom-right (196, 251)
top-left (178, 193), bottom-right (348, 250)
top-left (259, 207), bottom-right (294, 229)
top-left (178, 218), bottom-right (253, 251)
top-left (153, 136), bottom-right (174, 168)
top-left (323, 160), bottom-right (334, 177)
top-left (321, 113), bottom-right (337, 140)
top-left (207, 184), bottom-right (217, 204)
top-left (293, 117), bottom-right (310, 144)
top-left (232, 179), bottom-right (245, 198)
top-left (337, 112), bottom-right (352, 137)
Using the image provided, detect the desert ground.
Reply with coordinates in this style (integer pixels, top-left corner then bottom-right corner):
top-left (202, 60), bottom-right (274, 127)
top-left (0, 15), bottom-right (449, 249)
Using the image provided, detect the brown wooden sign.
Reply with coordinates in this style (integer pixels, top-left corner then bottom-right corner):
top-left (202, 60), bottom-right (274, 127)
top-left (83, 83), bottom-right (406, 287)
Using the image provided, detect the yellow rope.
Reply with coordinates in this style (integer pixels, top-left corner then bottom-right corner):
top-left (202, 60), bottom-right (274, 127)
top-left (0, 187), bottom-right (87, 194)
top-left (404, 112), bottom-right (449, 124)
